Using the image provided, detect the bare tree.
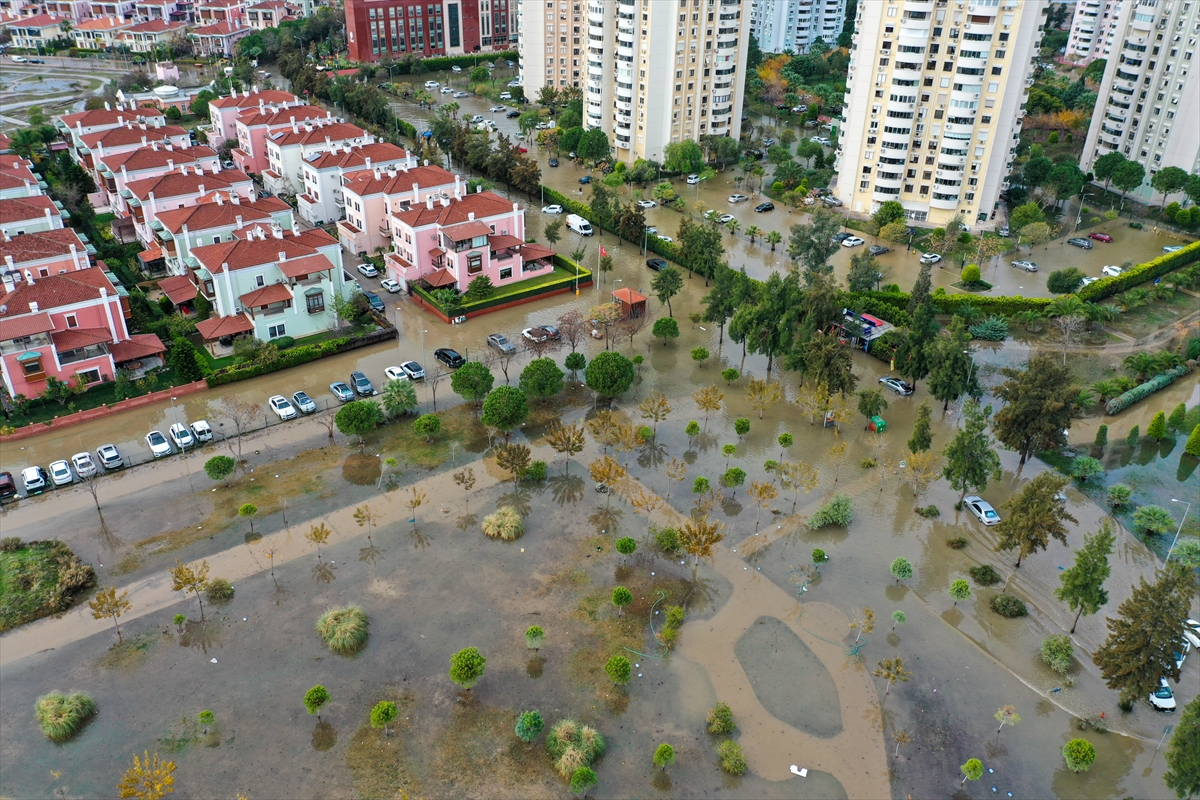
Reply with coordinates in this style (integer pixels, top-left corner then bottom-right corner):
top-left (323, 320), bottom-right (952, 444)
top-left (524, 334), bottom-right (562, 360)
top-left (316, 410), bottom-right (337, 442)
top-left (492, 346), bottom-right (520, 384)
top-left (615, 314), bottom-right (647, 352)
top-left (218, 396), bottom-right (261, 464)
top-left (80, 470), bottom-right (104, 515)
top-left (556, 308), bottom-right (588, 352)
top-left (1052, 315), bottom-right (1087, 366)
top-left (425, 362), bottom-right (448, 411)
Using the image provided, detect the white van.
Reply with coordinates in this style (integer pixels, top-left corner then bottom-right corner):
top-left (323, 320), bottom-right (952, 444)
top-left (567, 214), bottom-right (593, 236)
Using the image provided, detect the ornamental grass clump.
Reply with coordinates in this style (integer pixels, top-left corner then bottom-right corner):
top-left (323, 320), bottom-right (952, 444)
top-left (546, 718), bottom-right (605, 780)
top-left (36, 691), bottom-right (97, 742)
top-left (482, 506), bottom-right (524, 540)
top-left (315, 605), bottom-right (369, 655)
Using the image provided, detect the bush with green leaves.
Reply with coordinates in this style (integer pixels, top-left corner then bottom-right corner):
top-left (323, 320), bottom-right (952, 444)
top-left (1069, 456), bottom-right (1104, 482)
top-left (449, 647), bottom-right (487, 690)
top-left (638, 425), bottom-right (653, 441)
top-left (615, 537), bottom-right (636, 556)
top-left (960, 264), bottom-right (982, 284)
top-left (1105, 364), bottom-right (1193, 414)
top-left (35, 691), bottom-right (96, 742)
top-left (1132, 504), bottom-right (1176, 536)
top-left (1187, 424), bottom-right (1200, 457)
top-left (1041, 634), bottom-right (1073, 675)
top-left (203, 455), bottom-right (237, 484)
top-left (605, 654), bottom-right (632, 685)
top-left (916, 505), bottom-right (941, 518)
top-left (1063, 738), bottom-right (1097, 773)
top-left (655, 526), bottom-right (681, 553)
top-left (969, 315), bottom-right (1009, 341)
top-left (990, 593), bottom-right (1028, 618)
top-left (707, 701), bottom-right (735, 734)
top-left (522, 461), bottom-right (548, 482)
top-left (482, 506), bottom-right (524, 540)
top-left (204, 577), bottom-right (234, 601)
top-left (717, 739), bottom-right (747, 775)
top-left (946, 536), bottom-right (968, 548)
top-left (564, 351), bottom-right (586, 380)
top-left (516, 710), bottom-right (545, 743)
top-left (1047, 268), bottom-right (1087, 294)
top-left (807, 494), bottom-right (852, 530)
top-left (968, 564), bottom-right (1001, 586)
top-left (721, 367), bottom-right (740, 383)
top-left (685, 420), bottom-right (701, 437)
top-left (570, 766), bottom-right (598, 796)
top-left (315, 606), bottom-right (370, 655)
top-left (734, 417), bottom-right (751, 437)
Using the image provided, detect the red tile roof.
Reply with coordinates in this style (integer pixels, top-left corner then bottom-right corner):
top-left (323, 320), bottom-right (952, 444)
top-left (196, 313), bottom-right (253, 340)
top-left (341, 164), bottom-right (456, 199)
top-left (0, 158), bottom-right (38, 191)
top-left (191, 231), bottom-right (317, 271)
top-left (98, 145), bottom-right (217, 174)
top-left (517, 242), bottom-right (556, 260)
top-left (239, 282), bottom-right (291, 307)
top-left (191, 20), bottom-right (249, 35)
top-left (81, 124), bottom-right (189, 151)
top-left (154, 195), bottom-right (287, 233)
top-left (0, 311), bottom-right (54, 341)
top-left (109, 333), bottom-right (166, 362)
top-left (393, 191), bottom-right (518, 230)
top-left (236, 103), bottom-right (330, 128)
top-left (51, 326), bottom-right (112, 350)
top-left (423, 267), bottom-right (456, 288)
top-left (0, 195), bottom-right (60, 226)
top-left (60, 106), bottom-right (165, 129)
top-left (74, 16), bottom-right (133, 30)
top-left (487, 233), bottom-right (524, 250)
top-left (267, 122), bottom-right (369, 148)
top-left (612, 287), bottom-right (647, 304)
top-left (0, 267), bottom-right (116, 316)
top-left (0, 132), bottom-right (12, 153)
top-left (123, 19), bottom-right (185, 33)
top-left (1, 13), bottom-right (69, 28)
top-left (209, 89), bottom-right (300, 109)
top-left (158, 275), bottom-right (198, 304)
top-left (126, 169), bottom-right (252, 201)
top-left (0, 228), bottom-right (86, 264)
top-left (278, 252), bottom-right (333, 278)
top-left (303, 141), bottom-right (410, 171)
top-left (442, 219), bottom-right (493, 241)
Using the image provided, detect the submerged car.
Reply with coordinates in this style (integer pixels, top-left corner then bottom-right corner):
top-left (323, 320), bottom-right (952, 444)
top-left (350, 371), bottom-right (375, 396)
top-left (1012, 260), bottom-right (1038, 272)
top-left (541, 204), bottom-right (564, 214)
top-left (755, 202), bottom-right (775, 212)
top-left (487, 333), bottom-right (517, 354)
top-left (399, 361), bottom-right (426, 380)
top-left (1067, 237), bottom-right (1093, 249)
top-left (1088, 232), bottom-right (1113, 243)
top-left (879, 376), bottom-right (914, 396)
top-left (919, 252), bottom-right (942, 265)
top-left (965, 496), bottom-right (1001, 526)
top-left (646, 258), bottom-right (667, 271)
top-left (841, 236), bottom-right (865, 247)
top-left (868, 245), bottom-right (890, 255)
top-left (1101, 265), bottom-right (1124, 277)
top-left (435, 348), bottom-right (465, 368)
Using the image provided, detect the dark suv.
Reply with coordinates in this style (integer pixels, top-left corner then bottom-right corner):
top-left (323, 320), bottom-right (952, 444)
top-left (350, 371), bottom-right (375, 396)
top-left (0, 471), bottom-right (16, 502)
top-left (435, 348), bottom-right (465, 368)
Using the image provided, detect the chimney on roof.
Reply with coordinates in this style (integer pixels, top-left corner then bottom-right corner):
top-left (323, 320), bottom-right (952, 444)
top-left (148, 191), bottom-right (156, 209)
top-left (423, 159), bottom-right (429, 167)
top-left (121, 164), bottom-right (128, 181)
top-left (291, 119), bottom-right (298, 134)
top-left (167, 158), bottom-right (174, 170)
top-left (454, 175), bottom-right (461, 200)
top-left (513, 202), bottom-right (519, 213)
top-left (277, 250), bottom-right (286, 263)
top-left (211, 162), bottom-right (220, 175)
top-left (259, 99), bottom-right (265, 112)
top-left (215, 193), bottom-right (224, 205)
top-left (165, 143), bottom-right (174, 151)
top-left (231, 192), bottom-right (240, 205)
top-left (412, 183), bottom-right (419, 204)
top-left (365, 157), bottom-right (371, 171)
top-left (24, 270), bottom-right (35, 286)
top-left (1, 229), bottom-right (8, 243)
top-left (440, 197), bottom-right (449, 208)
top-left (426, 195), bottom-right (434, 211)
top-left (272, 226), bottom-right (283, 240)
top-left (141, 136), bottom-right (148, 146)
top-left (374, 168), bottom-right (381, 180)
top-left (468, 212), bottom-right (475, 221)
top-left (105, 101), bottom-right (111, 111)
top-left (3, 255), bottom-right (14, 272)
top-left (28, 301), bottom-right (38, 313)
top-left (198, 183), bottom-right (205, 196)
top-left (1, 272), bottom-right (13, 295)
top-left (151, 141), bottom-right (159, 151)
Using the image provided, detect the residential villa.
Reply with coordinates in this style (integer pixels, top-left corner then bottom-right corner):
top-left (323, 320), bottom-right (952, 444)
top-left (123, 167), bottom-right (256, 249)
top-left (245, 0), bottom-right (289, 29)
top-left (0, 157), bottom-right (46, 200)
top-left (195, 0), bottom-right (244, 23)
top-left (41, 0), bottom-right (91, 22)
top-left (72, 15), bottom-right (134, 48)
top-left (95, 143), bottom-right (220, 212)
top-left (296, 141), bottom-right (416, 228)
top-left (261, 120), bottom-right (373, 196)
top-left (186, 224), bottom-right (351, 349)
top-left (206, 87), bottom-right (303, 147)
top-left (118, 18), bottom-right (187, 51)
top-left (0, 14), bottom-right (69, 50)
top-left (75, 122), bottom-right (192, 182)
top-left (134, 0), bottom-right (192, 22)
top-left (189, 19), bottom-right (249, 56)
top-left (0, 195), bottom-right (67, 236)
top-left (58, 104), bottom-right (168, 150)
top-left (336, 162), bottom-right (458, 256)
top-left (384, 190), bottom-right (557, 295)
top-left (88, 0), bottom-right (136, 20)
top-left (151, 191), bottom-right (293, 275)
top-left (231, 102), bottom-right (334, 175)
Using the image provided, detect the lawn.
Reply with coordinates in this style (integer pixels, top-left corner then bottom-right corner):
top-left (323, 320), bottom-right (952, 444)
top-left (7, 368), bottom-right (190, 429)
top-left (0, 540), bottom-right (95, 632)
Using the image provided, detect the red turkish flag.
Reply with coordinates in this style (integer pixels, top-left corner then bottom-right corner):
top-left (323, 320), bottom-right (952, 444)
top-left (600, 245), bottom-right (608, 257)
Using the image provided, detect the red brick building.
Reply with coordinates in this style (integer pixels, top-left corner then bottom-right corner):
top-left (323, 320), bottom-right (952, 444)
top-left (345, 0), bottom-right (514, 63)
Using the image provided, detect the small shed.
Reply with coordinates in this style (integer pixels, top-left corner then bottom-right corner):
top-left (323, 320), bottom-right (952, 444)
top-left (611, 287), bottom-right (647, 319)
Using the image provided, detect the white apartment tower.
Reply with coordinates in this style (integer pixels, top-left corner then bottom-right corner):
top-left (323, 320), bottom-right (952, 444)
top-left (835, 0), bottom-right (1047, 227)
top-left (520, 0), bottom-right (751, 161)
top-left (1065, 0), bottom-right (1123, 65)
top-left (749, 0), bottom-right (846, 54)
top-left (1080, 0), bottom-right (1200, 204)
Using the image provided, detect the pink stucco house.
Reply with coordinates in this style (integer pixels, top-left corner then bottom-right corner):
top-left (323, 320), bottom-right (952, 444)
top-left (232, 103), bottom-right (333, 176)
top-left (206, 87), bottom-right (303, 148)
top-left (384, 190), bottom-right (556, 295)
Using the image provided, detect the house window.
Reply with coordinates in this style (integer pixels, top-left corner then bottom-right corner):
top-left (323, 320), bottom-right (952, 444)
top-left (467, 253), bottom-right (483, 274)
top-left (19, 354), bottom-right (44, 378)
top-left (65, 314), bottom-right (78, 329)
top-left (268, 323), bottom-right (286, 338)
top-left (305, 291), bottom-right (325, 314)
top-left (255, 275), bottom-right (266, 287)
top-left (77, 368), bottom-right (102, 384)
top-left (499, 266), bottom-right (513, 280)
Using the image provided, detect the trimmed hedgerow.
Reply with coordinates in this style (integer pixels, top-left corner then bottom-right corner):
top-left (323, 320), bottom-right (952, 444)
top-left (1104, 364), bottom-right (1193, 414)
top-left (1077, 240), bottom-right (1200, 302)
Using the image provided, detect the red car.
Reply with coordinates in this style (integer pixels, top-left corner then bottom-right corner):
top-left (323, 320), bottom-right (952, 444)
top-left (1088, 232), bottom-right (1113, 242)
top-left (518, 146), bottom-right (528, 153)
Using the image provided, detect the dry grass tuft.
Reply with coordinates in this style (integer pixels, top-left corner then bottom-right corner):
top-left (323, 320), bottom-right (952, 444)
top-left (35, 691), bottom-right (96, 742)
top-left (481, 507), bottom-right (524, 541)
top-left (315, 605), bottom-right (370, 655)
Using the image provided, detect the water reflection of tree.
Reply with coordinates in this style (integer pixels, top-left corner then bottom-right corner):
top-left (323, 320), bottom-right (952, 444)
top-left (456, 513), bottom-right (478, 532)
top-left (636, 440), bottom-right (668, 470)
top-left (409, 526), bottom-right (430, 550)
top-left (312, 561), bottom-right (336, 583)
top-left (312, 720), bottom-right (337, 751)
top-left (590, 506), bottom-right (623, 536)
top-left (548, 473), bottom-right (585, 506)
top-left (497, 486), bottom-right (533, 518)
top-left (180, 619), bottom-right (222, 653)
top-left (358, 542), bottom-right (386, 564)
top-left (683, 574), bottom-right (720, 612)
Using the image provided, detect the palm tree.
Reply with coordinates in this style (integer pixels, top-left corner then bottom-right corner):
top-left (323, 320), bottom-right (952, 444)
top-left (766, 230), bottom-right (782, 251)
top-left (1152, 350), bottom-right (1183, 373)
top-left (1091, 380), bottom-right (1119, 403)
top-left (745, 225), bottom-right (761, 244)
top-left (727, 219), bottom-right (740, 238)
top-left (1122, 352), bottom-right (1156, 382)
top-left (1010, 309), bottom-right (1044, 331)
top-left (1046, 295), bottom-right (1087, 319)
top-left (1082, 302), bottom-right (1117, 330)
top-left (954, 304), bottom-right (982, 325)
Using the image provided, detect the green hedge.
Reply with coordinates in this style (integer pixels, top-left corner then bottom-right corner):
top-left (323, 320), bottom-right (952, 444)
top-left (867, 329), bottom-right (906, 362)
top-left (931, 288), bottom-right (1054, 316)
top-left (1104, 363), bottom-right (1193, 415)
top-left (387, 52), bottom-right (519, 75)
top-left (206, 338), bottom-right (347, 387)
top-left (1078, 241), bottom-right (1200, 302)
top-left (844, 292), bottom-right (912, 327)
top-left (412, 256), bottom-right (591, 316)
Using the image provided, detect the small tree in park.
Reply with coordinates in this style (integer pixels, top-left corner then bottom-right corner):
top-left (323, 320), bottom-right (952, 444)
top-left (238, 503), bottom-right (258, 536)
top-left (449, 647), bottom-right (487, 691)
top-left (1164, 696), bottom-right (1200, 798)
top-left (515, 710), bottom-right (545, 743)
top-left (546, 421), bottom-right (586, 473)
top-left (994, 705), bottom-right (1021, 736)
top-left (890, 557), bottom-right (913, 585)
top-left (306, 522), bottom-right (331, 561)
top-left (638, 390), bottom-right (672, 433)
top-left (960, 757), bottom-right (984, 787)
top-left (691, 346), bottom-right (710, 366)
top-left (605, 654), bottom-right (632, 685)
top-left (370, 700), bottom-right (398, 736)
top-left (612, 586), bottom-right (633, 617)
top-left (169, 559), bottom-right (210, 621)
top-left (891, 610), bottom-right (906, 631)
top-left (812, 548), bottom-right (829, 570)
top-left (204, 455), bottom-right (236, 486)
top-left (872, 657), bottom-right (911, 697)
top-left (1132, 505), bottom-right (1176, 536)
top-left (1063, 739), bottom-right (1097, 773)
top-left (722, 367), bottom-right (740, 384)
top-left (520, 357), bottom-right (566, 403)
top-left (1147, 411), bottom-right (1168, 441)
top-left (570, 767), bottom-right (598, 798)
top-left (564, 351), bottom-right (586, 381)
top-left (1107, 483), bottom-right (1133, 510)
top-left (88, 586), bottom-right (132, 643)
top-left (496, 443), bottom-right (532, 482)
top-left (654, 743), bottom-right (675, 771)
top-left (1186, 424), bottom-right (1200, 457)
top-left (525, 625), bottom-right (545, 653)
top-left (653, 316), bottom-right (680, 345)
top-left (304, 685), bottom-right (329, 721)
top-left (413, 413), bottom-right (441, 443)
top-left (481, 386), bottom-right (529, 441)
top-left (335, 399), bottom-right (384, 446)
top-left (734, 417), bottom-right (751, 438)
top-left (1055, 521), bottom-right (1115, 633)
top-left (616, 537), bottom-right (637, 559)
top-left (586, 351), bottom-right (635, 401)
top-left (949, 579), bottom-right (971, 606)
top-left (857, 389), bottom-right (888, 429)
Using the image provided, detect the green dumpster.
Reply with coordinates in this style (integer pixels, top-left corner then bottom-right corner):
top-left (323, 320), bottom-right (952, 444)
top-left (869, 416), bottom-right (887, 433)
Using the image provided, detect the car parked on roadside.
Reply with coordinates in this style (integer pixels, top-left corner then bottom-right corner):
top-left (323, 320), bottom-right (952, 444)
top-left (965, 496), bottom-right (1001, 526)
top-left (1163, 245), bottom-right (1184, 253)
top-left (919, 252), bottom-right (942, 265)
top-left (646, 258), bottom-right (666, 271)
top-left (1101, 264), bottom-right (1124, 277)
top-left (364, 291), bottom-right (385, 312)
top-left (831, 232), bottom-right (851, 244)
top-left (349, 371), bottom-right (375, 396)
top-left (686, 174), bottom-right (700, 185)
top-left (523, 325), bottom-right (560, 343)
top-left (578, 175), bottom-right (591, 184)
top-left (435, 348), bottom-right (465, 368)
top-left (755, 202), bottom-right (775, 212)
top-left (0, 471), bottom-right (17, 501)
top-left (21, 466), bottom-right (48, 494)
top-left (330, 381), bottom-right (355, 402)
top-left (1080, 276), bottom-right (1100, 287)
top-left (548, 158), bottom-right (559, 167)
top-left (398, 361), bottom-right (426, 380)
top-left (1067, 237), bottom-right (1093, 249)
top-left (380, 278), bottom-right (401, 293)
top-left (868, 245), bottom-right (890, 255)
top-left (507, 110), bottom-right (521, 118)
top-left (1088, 232), bottom-right (1113, 242)
top-left (356, 262), bottom-right (379, 278)
top-left (191, 420), bottom-right (213, 442)
top-left (71, 452), bottom-right (98, 478)
top-left (49, 460), bottom-right (73, 487)
top-left (1149, 678), bottom-right (1177, 712)
top-left (292, 391), bottom-right (317, 414)
top-left (542, 204), bottom-right (563, 214)
top-left (879, 376), bottom-right (914, 396)
top-left (1012, 260), bottom-right (1038, 272)
top-left (841, 236), bottom-right (865, 247)
top-left (487, 333), bottom-right (517, 354)
top-left (636, 200), bottom-right (656, 209)
top-left (1183, 620), bottom-right (1200, 649)
top-left (146, 431), bottom-right (172, 458)
top-left (998, 226), bottom-right (1010, 237)
top-left (97, 444), bottom-right (123, 470)
top-left (168, 423), bottom-right (196, 449)
top-left (269, 395), bottom-right (298, 419)
top-left (728, 194), bottom-right (748, 203)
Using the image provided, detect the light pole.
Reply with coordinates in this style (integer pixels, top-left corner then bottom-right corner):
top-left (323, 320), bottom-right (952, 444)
top-left (1165, 499), bottom-right (1192, 564)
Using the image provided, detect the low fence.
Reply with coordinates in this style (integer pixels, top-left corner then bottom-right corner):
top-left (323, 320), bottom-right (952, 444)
top-left (0, 380), bottom-right (209, 443)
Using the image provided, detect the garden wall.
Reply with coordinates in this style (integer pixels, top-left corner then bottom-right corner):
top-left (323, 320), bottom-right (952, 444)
top-left (0, 381), bottom-right (209, 443)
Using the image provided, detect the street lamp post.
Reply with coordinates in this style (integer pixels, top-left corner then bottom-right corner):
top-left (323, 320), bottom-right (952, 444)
top-left (1165, 499), bottom-right (1193, 564)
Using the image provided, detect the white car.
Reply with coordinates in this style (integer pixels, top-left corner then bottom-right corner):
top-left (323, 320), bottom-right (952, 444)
top-left (636, 200), bottom-right (657, 209)
top-left (1101, 265), bottom-right (1123, 277)
top-left (655, 235), bottom-right (674, 243)
top-left (1012, 260), bottom-right (1038, 272)
top-left (810, 136), bottom-right (832, 146)
top-left (1184, 620), bottom-right (1200, 649)
top-left (728, 194), bottom-right (749, 203)
top-left (919, 252), bottom-right (942, 265)
top-left (146, 431), bottom-right (172, 458)
top-left (10, 55), bottom-right (28, 63)
top-left (1080, 276), bottom-right (1100, 287)
top-left (399, 361), bottom-right (425, 380)
top-left (268, 395), bottom-right (298, 420)
top-left (357, 263), bottom-right (379, 278)
top-left (542, 204), bottom-right (564, 214)
top-left (841, 236), bottom-right (865, 247)
top-left (168, 423), bottom-right (196, 449)
top-left (490, 105), bottom-right (505, 112)
top-left (96, 444), bottom-right (123, 470)
top-left (71, 452), bottom-right (98, 478)
top-left (384, 366), bottom-right (411, 382)
top-left (965, 496), bottom-right (1001, 526)
top-left (1163, 245), bottom-right (1184, 253)
top-left (22, 466), bottom-right (48, 494)
top-left (424, 80), bottom-right (439, 89)
top-left (718, 213), bottom-right (735, 224)
top-left (380, 278), bottom-right (401, 293)
top-left (686, 174), bottom-right (700, 185)
top-left (48, 460), bottom-right (74, 487)
top-left (1149, 678), bottom-right (1177, 712)
top-left (440, 86), bottom-right (453, 94)
top-left (190, 420), bottom-right (213, 442)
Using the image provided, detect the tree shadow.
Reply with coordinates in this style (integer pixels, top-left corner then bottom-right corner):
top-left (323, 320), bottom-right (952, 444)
top-left (244, 531), bottom-right (263, 545)
top-left (497, 486), bottom-right (533, 518)
top-left (359, 540), bottom-right (387, 564)
top-left (179, 619), bottom-right (222, 653)
top-left (456, 513), bottom-right (478, 532)
top-left (651, 771), bottom-right (673, 792)
top-left (985, 739), bottom-right (1009, 759)
top-left (526, 655), bottom-right (545, 678)
top-left (603, 688), bottom-right (629, 716)
top-left (637, 441), bottom-right (668, 470)
top-left (95, 517), bottom-right (122, 553)
top-left (409, 527), bottom-right (431, 550)
top-left (614, 564), bottom-right (634, 582)
top-left (548, 473), bottom-right (585, 506)
top-left (684, 574), bottom-right (721, 612)
top-left (590, 506), bottom-right (623, 536)
top-left (312, 720), bottom-right (337, 751)
top-left (312, 561), bottom-right (337, 584)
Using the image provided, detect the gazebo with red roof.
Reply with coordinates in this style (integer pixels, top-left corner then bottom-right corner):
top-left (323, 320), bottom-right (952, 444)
top-left (195, 313), bottom-right (253, 353)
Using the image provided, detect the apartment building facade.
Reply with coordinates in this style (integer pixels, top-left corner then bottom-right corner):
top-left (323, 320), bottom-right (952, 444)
top-left (344, 0), bottom-right (517, 62)
top-left (296, 141), bottom-right (416, 227)
top-left (835, 0), bottom-right (1046, 227)
top-left (336, 162), bottom-right (460, 254)
top-left (232, 103), bottom-right (335, 175)
top-left (1065, 0), bottom-right (1123, 64)
top-left (749, 0), bottom-right (846, 54)
top-left (206, 87), bottom-right (304, 147)
top-left (261, 121), bottom-right (375, 196)
top-left (1080, 0), bottom-right (1199, 205)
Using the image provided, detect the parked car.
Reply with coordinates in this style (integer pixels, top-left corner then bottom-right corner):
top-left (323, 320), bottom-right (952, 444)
top-left (811, 136), bottom-right (833, 146)
top-left (1174, 638), bottom-right (1190, 671)
top-left (1149, 678), bottom-right (1177, 712)
top-left (399, 361), bottom-right (426, 380)
top-left (1163, 245), bottom-right (1184, 253)
top-left (636, 200), bottom-right (657, 209)
top-left (380, 278), bottom-right (401, 293)
top-left (548, 158), bottom-right (559, 167)
top-left (655, 235), bottom-right (674, 243)
top-left (97, 444), bottom-right (123, 470)
top-left (22, 466), bottom-right (48, 494)
top-left (1183, 620), bottom-right (1200, 649)
top-left (841, 236), bottom-right (865, 247)
top-left (10, 55), bottom-right (28, 63)
top-left (71, 452), bottom-right (98, 478)
top-left (1067, 237), bottom-right (1093, 249)
top-left (822, 195), bottom-right (843, 207)
top-left (578, 175), bottom-right (592, 184)
top-left (168, 423), bottom-right (196, 449)
top-left (384, 366), bottom-right (409, 382)
top-left (762, 138), bottom-right (777, 147)
top-left (728, 194), bottom-right (749, 203)
top-left (470, 114), bottom-right (484, 123)
top-left (868, 245), bottom-right (890, 255)
top-left (331, 381), bottom-right (355, 402)
top-left (435, 348), bottom-right (465, 368)
top-left (364, 291), bottom-right (385, 312)
top-left (487, 333), bottom-right (517, 354)
top-left (965, 496), bottom-right (1001, 526)
top-left (451, 65), bottom-right (462, 73)
top-left (1088, 232), bottom-right (1113, 242)
top-left (1080, 276), bottom-right (1100, 287)
top-left (879, 376), bottom-right (914, 396)
top-left (646, 258), bottom-right (667, 271)
top-left (542, 204), bottom-right (564, 214)
top-left (646, 226), bottom-right (658, 235)
top-left (48, 460), bottom-right (73, 487)
top-left (919, 252), bottom-right (942, 265)
top-left (506, 110), bottom-right (521, 118)
top-left (0, 471), bottom-right (17, 501)
top-left (998, 226), bottom-right (1010, 237)
top-left (755, 202), bottom-right (775, 212)
top-left (441, 87), bottom-right (453, 94)
top-left (269, 395), bottom-right (298, 419)
top-left (523, 325), bottom-right (560, 343)
top-left (490, 104), bottom-right (505, 112)
top-left (292, 391), bottom-right (317, 414)
top-left (831, 232), bottom-right (851, 243)
top-left (349, 371), bottom-right (375, 397)
top-left (191, 420), bottom-right (213, 442)
top-left (146, 431), bottom-right (172, 458)
top-left (1012, 260), bottom-right (1038, 272)
top-left (1101, 265), bottom-right (1124, 277)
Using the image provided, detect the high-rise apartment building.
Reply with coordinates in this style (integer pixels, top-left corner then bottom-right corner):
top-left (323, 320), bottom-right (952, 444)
top-left (345, 0), bottom-right (516, 63)
top-left (1064, 0), bottom-right (1123, 65)
top-left (749, 0), bottom-right (845, 54)
top-left (519, 0), bottom-right (750, 162)
top-left (1080, 1), bottom-right (1199, 204)
top-left (835, 0), bottom-right (1046, 227)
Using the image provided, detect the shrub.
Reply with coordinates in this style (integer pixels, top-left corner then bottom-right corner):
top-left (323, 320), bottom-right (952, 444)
top-left (615, 537), bottom-right (637, 556)
top-left (916, 505), bottom-right (941, 518)
top-left (515, 710), bottom-right (545, 743)
top-left (482, 506), bottom-right (524, 540)
top-left (961, 264), bottom-right (982, 284)
top-left (716, 739), bottom-right (747, 775)
top-left (35, 691), bottom-right (97, 742)
top-left (1069, 456), bottom-right (1104, 482)
top-left (990, 594), bottom-right (1028, 618)
top-left (1063, 738), bottom-right (1097, 773)
top-left (807, 494), bottom-right (852, 530)
top-left (605, 654), bottom-right (632, 685)
top-left (655, 527), bottom-right (681, 553)
top-left (546, 719), bottom-right (605, 779)
top-left (946, 536), bottom-right (968, 549)
top-left (867, 329), bottom-right (908, 362)
top-left (860, 457), bottom-right (878, 468)
top-left (1041, 634), bottom-right (1074, 675)
top-left (0, 536), bottom-right (22, 552)
top-left (1147, 411), bottom-right (1168, 441)
top-left (1105, 364), bottom-right (1193, 414)
top-left (968, 564), bottom-right (1001, 586)
top-left (707, 701), bottom-right (735, 734)
top-left (969, 316), bottom-right (1009, 341)
top-left (522, 461), bottom-right (548, 482)
top-left (273, 335), bottom-right (295, 350)
top-left (1167, 403), bottom-right (1187, 433)
top-left (315, 606), bottom-right (370, 655)
top-left (1047, 268), bottom-right (1086, 294)
top-left (204, 577), bottom-right (234, 601)
top-left (1077, 241), bottom-right (1200, 302)
top-left (1132, 505), bottom-right (1175, 536)
top-left (1187, 424), bottom-right (1200, 457)
top-left (638, 425), bottom-right (654, 441)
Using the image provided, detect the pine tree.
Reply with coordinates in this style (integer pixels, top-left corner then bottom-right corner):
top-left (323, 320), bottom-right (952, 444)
top-left (925, 318), bottom-right (978, 411)
top-left (908, 262), bottom-right (933, 314)
top-left (941, 400), bottom-right (1002, 503)
top-left (1055, 521), bottom-right (1115, 633)
top-left (1187, 424), bottom-right (1200, 457)
top-left (1125, 424), bottom-right (1140, 447)
top-left (1166, 403), bottom-right (1187, 433)
top-left (908, 399), bottom-right (933, 453)
top-left (1147, 411), bottom-right (1168, 441)
top-left (897, 302), bottom-right (939, 384)
top-left (995, 473), bottom-right (1077, 568)
top-left (1164, 696), bottom-right (1200, 799)
top-left (1093, 424), bottom-right (1107, 451)
top-left (1093, 565), bottom-right (1196, 709)
top-left (992, 354), bottom-right (1079, 466)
